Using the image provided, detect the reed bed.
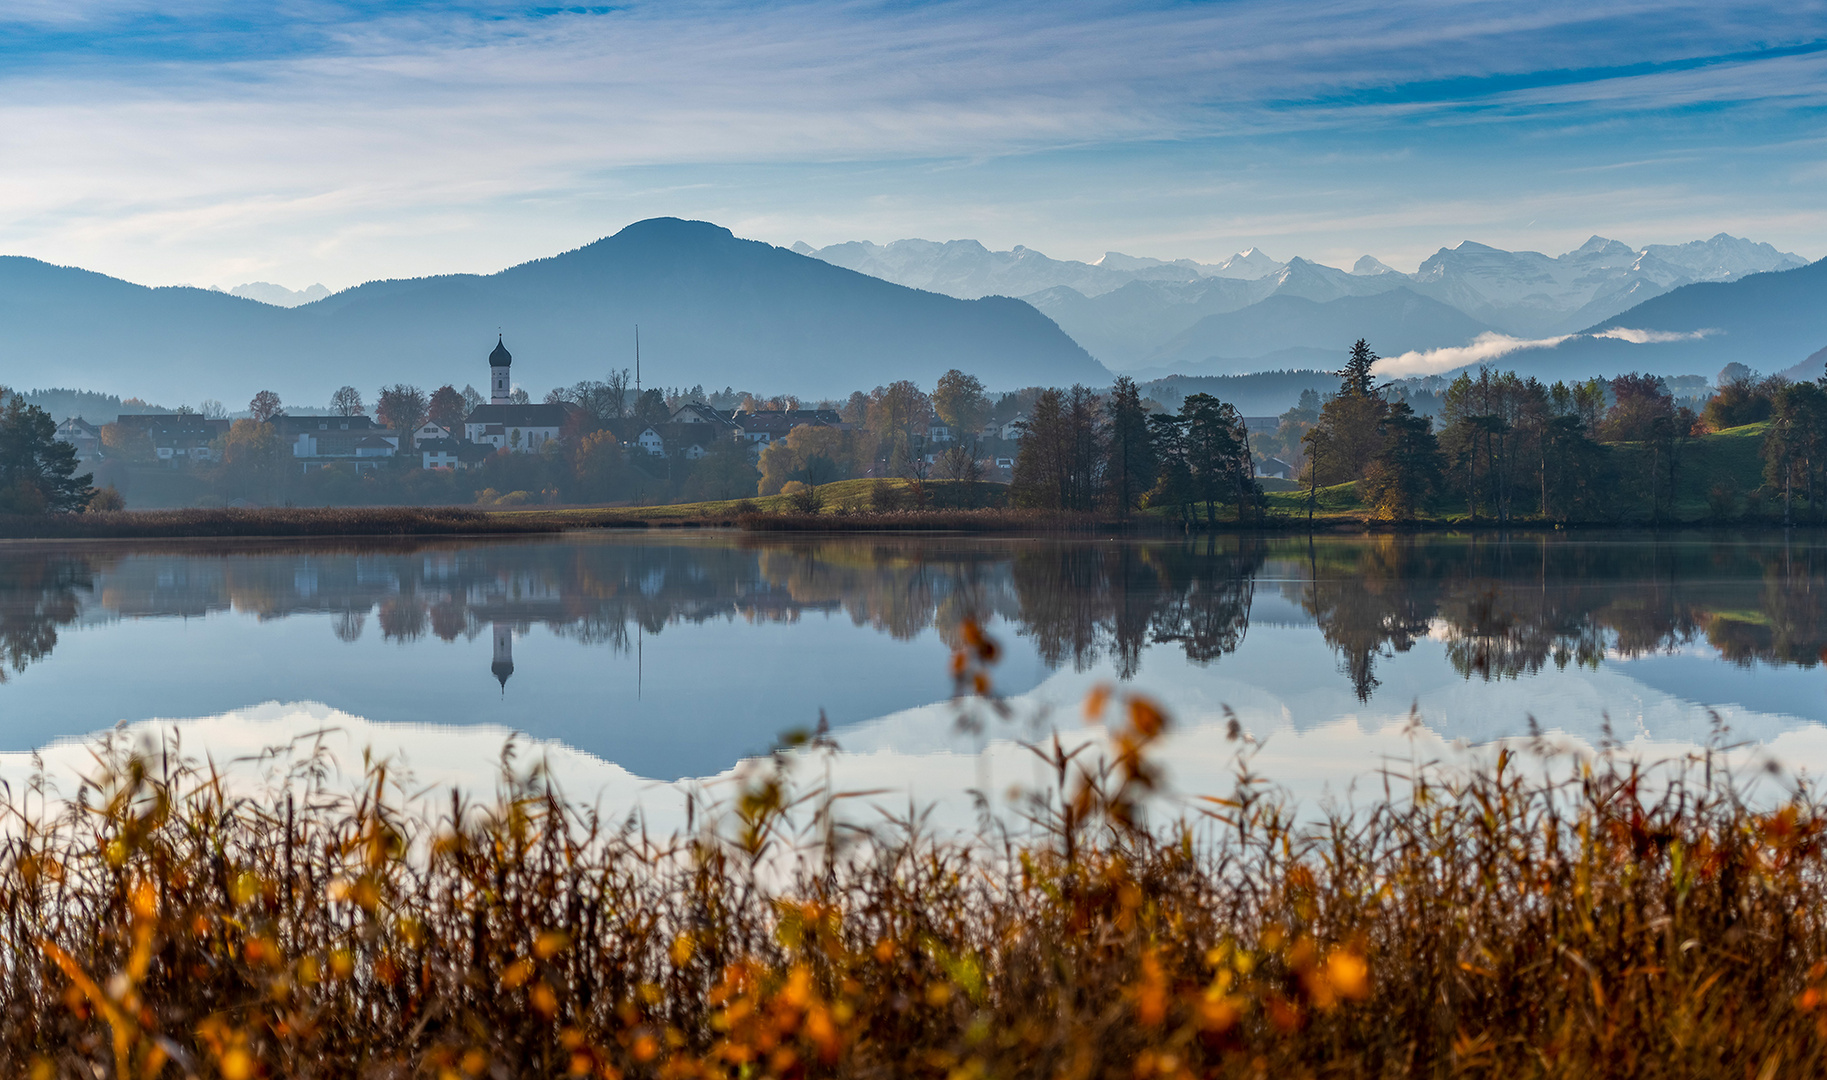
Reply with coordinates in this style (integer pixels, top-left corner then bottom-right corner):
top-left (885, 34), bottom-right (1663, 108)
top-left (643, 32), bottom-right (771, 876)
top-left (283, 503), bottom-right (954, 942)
top-left (5, 630), bottom-right (1826, 1077)
top-left (0, 507), bottom-right (563, 540)
top-left (735, 509), bottom-right (1124, 532)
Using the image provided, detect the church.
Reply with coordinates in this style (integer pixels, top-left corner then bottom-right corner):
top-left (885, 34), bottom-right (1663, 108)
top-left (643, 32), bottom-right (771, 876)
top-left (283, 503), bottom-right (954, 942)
top-left (462, 336), bottom-right (577, 452)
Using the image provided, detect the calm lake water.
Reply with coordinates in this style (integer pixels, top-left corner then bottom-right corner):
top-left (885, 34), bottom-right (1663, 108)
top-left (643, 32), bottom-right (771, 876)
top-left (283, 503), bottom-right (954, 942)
top-left (3, 531), bottom-right (1825, 813)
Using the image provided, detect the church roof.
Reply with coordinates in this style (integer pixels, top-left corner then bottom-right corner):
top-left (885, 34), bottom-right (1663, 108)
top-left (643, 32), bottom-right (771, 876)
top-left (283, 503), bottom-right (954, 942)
top-left (490, 336), bottom-right (512, 367)
top-left (465, 402), bottom-right (577, 426)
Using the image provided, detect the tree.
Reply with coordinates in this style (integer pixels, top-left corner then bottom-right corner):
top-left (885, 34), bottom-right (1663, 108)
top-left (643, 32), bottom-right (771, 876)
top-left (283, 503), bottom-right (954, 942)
top-left (199, 399), bottom-right (228, 420)
top-left (1599, 373), bottom-right (1674, 443)
top-left (682, 436), bottom-right (759, 501)
top-left (605, 369), bottom-right (631, 419)
top-left (222, 418), bottom-right (282, 498)
top-left (567, 430), bottom-right (630, 503)
top-left (248, 390), bottom-right (283, 423)
top-left (461, 385), bottom-right (485, 413)
top-left (1704, 369), bottom-right (1782, 430)
top-left (1764, 382), bottom-right (1827, 526)
top-left (1340, 339), bottom-right (1379, 398)
top-left (1009, 386), bottom-right (1104, 511)
top-left (375, 384), bottom-right (430, 435)
top-left (1145, 412), bottom-right (1195, 525)
top-left (1181, 394), bottom-right (1256, 524)
top-left (757, 425), bottom-right (861, 494)
top-left (508, 388), bottom-right (530, 406)
top-left (1362, 402), bottom-right (1443, 520)
top-left (428, 385), bottom-right (467, 431)
top-left (866, 381), bottom-right (932, 471)
top-left (1103, 375), bottom-right (1155, 519)
top-left (330, 386), bottom-right (365, 416)
top-left (0, 391), bottom-right (95, 513)
top-left (633, 389), bottom-right (670, 430)
top-left (934, 445), bottom-right (983, 484)
top-left (932, 370), bottom-right (991, 439)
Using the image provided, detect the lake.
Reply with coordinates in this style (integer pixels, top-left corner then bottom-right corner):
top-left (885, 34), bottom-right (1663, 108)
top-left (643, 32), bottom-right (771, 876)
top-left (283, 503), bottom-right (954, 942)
top-left (4, 531), bottom-right (1825, 819)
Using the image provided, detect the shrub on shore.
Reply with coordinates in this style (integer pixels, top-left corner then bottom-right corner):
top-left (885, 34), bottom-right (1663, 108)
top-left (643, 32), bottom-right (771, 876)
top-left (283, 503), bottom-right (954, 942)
top-left (4, 630), bottom-right (1826, 1077)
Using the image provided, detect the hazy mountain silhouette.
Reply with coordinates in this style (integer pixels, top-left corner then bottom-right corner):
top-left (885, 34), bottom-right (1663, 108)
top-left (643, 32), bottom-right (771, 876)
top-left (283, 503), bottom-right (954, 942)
top-left (1137, 289), bottom-right (1496, 376)
top-left (1493, 257), bottom-right (1827, 383)
top-left (0, 219), bottom-right (1108, 405)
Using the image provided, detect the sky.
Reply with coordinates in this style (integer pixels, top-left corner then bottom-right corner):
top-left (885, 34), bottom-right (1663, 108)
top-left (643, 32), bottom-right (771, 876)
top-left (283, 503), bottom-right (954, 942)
top-left (2, 0), bottom-right (1824, 291)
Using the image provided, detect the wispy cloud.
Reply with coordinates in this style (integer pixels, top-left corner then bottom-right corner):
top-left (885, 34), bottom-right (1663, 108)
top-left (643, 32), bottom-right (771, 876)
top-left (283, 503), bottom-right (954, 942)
top-left (1375, 333), bottom-right (1575, 377)
top-left (1375, 326), bottom-right (1721, 376)
top-left (0, 1), bottom-right (1823, 286)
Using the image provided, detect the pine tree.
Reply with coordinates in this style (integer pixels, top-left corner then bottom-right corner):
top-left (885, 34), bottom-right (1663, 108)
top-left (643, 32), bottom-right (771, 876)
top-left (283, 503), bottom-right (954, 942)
top-left (0, 391), bottom-right (95, 513)
top-left (1103, 376), bottom-right (1154, 519)
top-left (1362, 402), bottom-right (1443, 520)
top-left (1339, 339), bottom-right (1379, 398)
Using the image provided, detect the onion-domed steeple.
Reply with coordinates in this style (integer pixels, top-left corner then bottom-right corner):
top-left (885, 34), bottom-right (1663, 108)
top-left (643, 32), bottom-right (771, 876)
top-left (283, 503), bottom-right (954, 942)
top-left (489, 335), bottom-right (513, 404)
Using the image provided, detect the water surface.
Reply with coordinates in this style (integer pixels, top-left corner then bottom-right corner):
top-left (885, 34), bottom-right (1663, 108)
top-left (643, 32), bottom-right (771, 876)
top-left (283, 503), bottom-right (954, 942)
top-left (3, 531), bottom-right (1823, 799)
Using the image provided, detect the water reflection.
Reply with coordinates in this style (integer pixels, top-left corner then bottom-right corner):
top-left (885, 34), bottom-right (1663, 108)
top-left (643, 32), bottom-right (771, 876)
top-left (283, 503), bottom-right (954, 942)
top-left (0, 533), bottom-right (1824, 775)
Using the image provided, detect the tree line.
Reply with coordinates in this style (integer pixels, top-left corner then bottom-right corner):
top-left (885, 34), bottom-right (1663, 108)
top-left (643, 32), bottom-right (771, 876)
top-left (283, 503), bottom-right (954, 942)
top-left (1006, 378), bottom-right (1263, 523)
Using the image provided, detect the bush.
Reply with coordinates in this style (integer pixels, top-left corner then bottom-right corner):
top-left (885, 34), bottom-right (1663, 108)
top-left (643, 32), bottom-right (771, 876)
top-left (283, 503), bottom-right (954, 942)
top-left (495, 490), bottom-right (533, 506)
top-left (869, 478), bottom-right (902, 511)
top-left (86, 485), bottom-right (126, 512)
top-left (787, 482), bottom-right (824, 514)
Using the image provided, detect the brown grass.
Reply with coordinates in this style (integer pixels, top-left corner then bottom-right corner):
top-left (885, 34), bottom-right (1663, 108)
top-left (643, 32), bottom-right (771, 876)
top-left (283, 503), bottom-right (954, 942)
top-left (3, 625), bottom-right (1825, 1077)
top-left (0, 507), bottom-right (565, 540)
top-left (736, 509), bottom-right (1150, 532)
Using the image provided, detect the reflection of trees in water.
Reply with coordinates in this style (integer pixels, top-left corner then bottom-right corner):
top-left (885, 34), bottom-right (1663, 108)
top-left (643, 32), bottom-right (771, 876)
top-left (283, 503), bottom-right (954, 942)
top-left (1290, 535), bottom-right (1827, 701)
top-left (1013, 537), bottom-right (1265, 677)
top-left (1702, 545), bottom-right (1827, 668)
top-left (0, 553), bottom-right (100, 682)
top-left (9, 535), bottom-right (1827, 697)
top-left (1295, 537), bottom-right (1438, 701)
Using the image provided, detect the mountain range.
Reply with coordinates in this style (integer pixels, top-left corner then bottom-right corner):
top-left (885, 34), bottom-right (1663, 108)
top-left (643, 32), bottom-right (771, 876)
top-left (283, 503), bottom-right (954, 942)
top-left (796, 233), bottom-right (1812, 375)
top-left (0, 219), bottom-right (1106, 407)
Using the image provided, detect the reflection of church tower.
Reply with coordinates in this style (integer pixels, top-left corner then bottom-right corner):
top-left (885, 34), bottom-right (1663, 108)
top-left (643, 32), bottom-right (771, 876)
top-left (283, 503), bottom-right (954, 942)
top-left (489, 336), bottom-right (513, 405)
top-left (491, 622), bottom-right (514, 691)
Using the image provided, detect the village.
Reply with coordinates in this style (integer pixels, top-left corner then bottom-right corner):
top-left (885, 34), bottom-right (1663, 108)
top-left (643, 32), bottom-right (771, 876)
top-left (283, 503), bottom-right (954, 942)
top-left (45, 336), bottom-right (1064, 507)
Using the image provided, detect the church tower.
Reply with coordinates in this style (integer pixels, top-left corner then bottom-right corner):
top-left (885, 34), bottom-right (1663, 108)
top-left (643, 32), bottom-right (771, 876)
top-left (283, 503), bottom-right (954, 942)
top-left (489, 336), bottom-right (513, 405)
top-left (491, 622), bottom-right (514, 691)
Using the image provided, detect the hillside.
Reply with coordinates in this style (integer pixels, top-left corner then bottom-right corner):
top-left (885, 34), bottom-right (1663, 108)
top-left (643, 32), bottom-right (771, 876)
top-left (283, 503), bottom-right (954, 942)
top-left (1486, 257), bottom-right (1827, 383)
top-left (0, 219), bottom-right (1108, 406)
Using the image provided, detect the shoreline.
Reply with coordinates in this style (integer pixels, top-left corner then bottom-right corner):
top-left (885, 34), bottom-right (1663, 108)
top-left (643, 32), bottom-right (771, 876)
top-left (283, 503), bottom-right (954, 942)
top-left (3, 504), bottom-right (1823, 540)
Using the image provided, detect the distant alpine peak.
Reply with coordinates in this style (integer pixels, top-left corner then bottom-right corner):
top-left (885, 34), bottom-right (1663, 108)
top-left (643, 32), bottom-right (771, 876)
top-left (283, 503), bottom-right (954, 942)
top-left (1352, 256), bottom-right (1399, 276)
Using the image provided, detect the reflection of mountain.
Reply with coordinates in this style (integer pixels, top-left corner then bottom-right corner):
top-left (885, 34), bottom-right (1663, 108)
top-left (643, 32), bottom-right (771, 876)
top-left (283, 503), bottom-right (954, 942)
top-left (3, 534), bottom-right (1826, 707)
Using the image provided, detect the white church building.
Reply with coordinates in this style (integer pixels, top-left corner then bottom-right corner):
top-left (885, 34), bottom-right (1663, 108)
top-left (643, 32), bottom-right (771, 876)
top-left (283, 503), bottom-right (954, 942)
top-left (463, 336), bottom-right (577, 452)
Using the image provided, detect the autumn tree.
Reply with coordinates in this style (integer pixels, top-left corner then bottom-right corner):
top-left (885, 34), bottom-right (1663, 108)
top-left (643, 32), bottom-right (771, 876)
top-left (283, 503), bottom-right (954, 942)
top-left (866, 381), bottom-right (932, 473)
top-left (932, 370), bottom-right (991, 440)
top-left (428, 385), bottom-right (467, 431)
top-left (375, 385), bottom-right (430, 436)
top-left (757, 426), bottom-right (861, 495)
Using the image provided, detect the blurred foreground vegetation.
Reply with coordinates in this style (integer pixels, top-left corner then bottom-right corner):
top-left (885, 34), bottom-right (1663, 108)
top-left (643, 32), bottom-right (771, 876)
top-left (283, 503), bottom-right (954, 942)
top-left (5, 622), bottom-right (1827, 1077)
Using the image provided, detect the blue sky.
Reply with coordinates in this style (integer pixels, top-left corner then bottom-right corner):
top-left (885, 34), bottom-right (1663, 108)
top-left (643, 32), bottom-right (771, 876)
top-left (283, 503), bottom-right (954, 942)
top-left (2, 0), bottom-right (1823, 289)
